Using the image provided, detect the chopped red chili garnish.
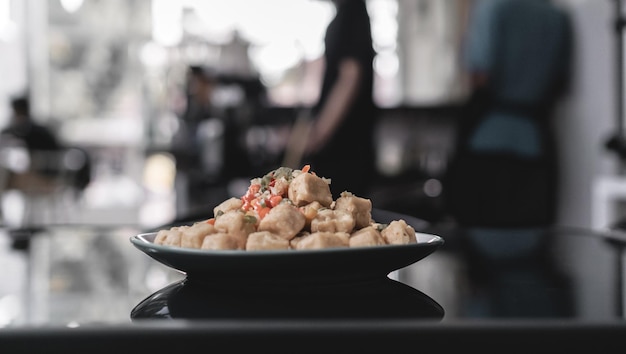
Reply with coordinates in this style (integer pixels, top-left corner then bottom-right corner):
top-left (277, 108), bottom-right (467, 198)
top-left (258, 207), bottom-right (271, 219)
top-left (268, 195), bottom-right (283, 208)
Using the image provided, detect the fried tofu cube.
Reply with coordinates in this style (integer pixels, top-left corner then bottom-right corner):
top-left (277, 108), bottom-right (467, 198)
top-left (214, 210), bottom-right (256, 249)
top-left (294, 232), bottom-right (349, 250)
top-left (155, 226), bottom-right (187, 247)
top-left (349, 226), bottom-right (386, 248)
top-left (154, 229), bottom-right (169, 245)
top-left (288, 172), bottom-right (333, 207)
top-left (334, 191), bottom-right (373, 229)
top-left (201, 233), bottom-right (242, 250)
top-left (257, 203), bottom-right (306, 240)
top-left (381, 219), bottom-right (417, 245)
top-left (213, 197), bottom-right (244, 217)
top-left (289, 231), bottom-right (310, 249)
top-left (246, 231), bottom-right (290, 251)
top-left (299, 201), bottom-right (324, 229)
top-left (181, 221), bottom-right (215, 249)
top-left (310, 209), bottom-right (355, 233)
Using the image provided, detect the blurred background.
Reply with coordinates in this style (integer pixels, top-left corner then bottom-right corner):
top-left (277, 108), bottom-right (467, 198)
top-left (0, 0), bottom-right (472, 229)
top-left (0, 0), bottom-right (614, 230)
top-left (0, 0), bottom-right (624, 326)
top-left (0, 0), bottom-right (617, 230)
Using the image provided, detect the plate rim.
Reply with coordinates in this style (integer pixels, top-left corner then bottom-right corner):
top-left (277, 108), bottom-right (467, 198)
top-left (129, 231), bottom-right (444, 257)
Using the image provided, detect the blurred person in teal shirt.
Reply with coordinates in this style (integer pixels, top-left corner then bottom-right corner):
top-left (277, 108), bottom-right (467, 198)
top-left (445, 0), bottom-right (574, 317)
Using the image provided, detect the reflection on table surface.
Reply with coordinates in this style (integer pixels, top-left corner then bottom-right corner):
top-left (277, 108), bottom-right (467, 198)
top-left (131, 277), bottom-right (444, 321)
top-left (0, 221), bottom-right (624, 328)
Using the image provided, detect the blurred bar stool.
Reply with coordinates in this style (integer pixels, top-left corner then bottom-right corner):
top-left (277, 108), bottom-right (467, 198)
top-left (0, 140), bottom-right (90, 239)
top-left (0, 141), bottom-right (93, 323)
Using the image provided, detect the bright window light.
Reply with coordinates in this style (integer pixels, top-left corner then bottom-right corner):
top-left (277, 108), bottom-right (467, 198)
top-left (374, 50), bottom-right (399, 78)
top-left (60, 0), bottom-right (84, 14)
top-left (0, 0), bottom-right (16, 42)
top-left (152, 0), bottom-right (183, 46)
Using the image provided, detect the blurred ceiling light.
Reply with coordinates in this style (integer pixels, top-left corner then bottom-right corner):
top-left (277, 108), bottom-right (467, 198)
top-left (190, 0), bottom-right (332, 65)
top-left (287, 0), bottom-right (334, 60)
top-left (62, 148), bottom-right (88, 172)
top-left (142, 152), bottom-right (176, 194)
top-left (192, 0), bottom-right (236, 43)
top-left (369, 0), bottom-right (398, 50)
top-left (192, 0), bottom-right (332, 52)
top-left (152, 0), bottom-right (183, 46)
top-left (1, 190), bottom-right (26, 229)
top-left (60, 0), bottom-right (84, 13)
top-left (0, 0), bottom-right (16, 42)
top-left (374, 50), bottom-right (399, 78)
top-left (140, 41), bottom-right (168, 69)
top-left (2, 146), bottom-right (30, 173)
top-left (235, 0), bottom-right (314, 44)
top-left (248, 41), bottom-right (302, 85)
top-left (423, 178), bottom-right (442, 198)
top-left (378, 141), bottom-right (404, 176)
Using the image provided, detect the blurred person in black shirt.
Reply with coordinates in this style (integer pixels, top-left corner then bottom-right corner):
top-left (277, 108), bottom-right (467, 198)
top-left (0, 96), bottom-right (63, 196)
top-left (181, 66), bottom-right (219, 130)
top-left (301, 0), bottom-right (378, 199)
top-left (1, 96), bottom-right (91, 192)
top-left (1, 96), bottom-right (60, 153)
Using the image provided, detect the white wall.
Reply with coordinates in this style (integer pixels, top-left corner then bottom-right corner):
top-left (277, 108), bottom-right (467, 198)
top-left (556, 0), bottom-right (618, 228)
top-left (555, 0), bottom-right (620, 319)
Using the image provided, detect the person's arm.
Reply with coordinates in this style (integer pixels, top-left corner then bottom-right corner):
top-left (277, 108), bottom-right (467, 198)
top-left (305, 58), bottom-right (362, 154)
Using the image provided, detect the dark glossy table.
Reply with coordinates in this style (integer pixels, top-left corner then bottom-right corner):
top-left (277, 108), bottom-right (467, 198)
top-left (2, 221), bottom-right (626, 353)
